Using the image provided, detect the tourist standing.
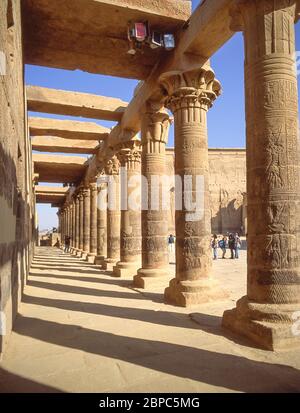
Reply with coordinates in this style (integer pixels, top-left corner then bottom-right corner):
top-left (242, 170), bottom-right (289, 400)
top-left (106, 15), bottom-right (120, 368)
top-left (168, 234), bottom-right (175, 253)
top-left (211, 234), bottom-right (218, 260)
top-left (228, 233), bottom-right (235, 259)
top-left (234, 233), bottom-right (241, 259)
top-left (218, 236), bottom-right (227, 259)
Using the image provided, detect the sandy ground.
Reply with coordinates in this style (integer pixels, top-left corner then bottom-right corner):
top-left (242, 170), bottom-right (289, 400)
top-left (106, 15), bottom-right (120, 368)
top-left (0, 246), bottom-right (300, 393)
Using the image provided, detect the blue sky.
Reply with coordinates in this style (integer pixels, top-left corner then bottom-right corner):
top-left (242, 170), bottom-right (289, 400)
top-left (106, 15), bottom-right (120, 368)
top-left (29, 0), bottom-right (300, 229)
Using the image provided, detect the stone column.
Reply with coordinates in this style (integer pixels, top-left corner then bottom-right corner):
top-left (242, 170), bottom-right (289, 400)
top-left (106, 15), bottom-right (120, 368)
top-left (222, 0), bottom-right (300, 350)
top-left (242, 193), bottom-right (247, 236)
top-left (113, 143), bottom-right (142, 277)
top-left (75, 195), bottom-right (80, 251)
top-left (69, 205), bottom-right (72, 240)
top-left (66, 205), bottom-right (70, 239)
top-left (62, 209), bottom-right (66, 247)
top-left (160, 66), bottom-right (225, 306)
top-left (73, 201), bottom-right (77, 250)
top-left (133, 103), bottom-right (170, 288)
top-left (103, 155), bottom-right (121, 271)
top-left (82, 186), bottom-right (91, 260)
top-left (60, 209), bottom-right (64, 249)
top-left (95, 172), bottom-right (107, 266)
top-left (57, 211), bottom-right (61, 234)
top-left (87, 182), bottom-right (98, 263)
top-left (69, 202), bottom-right (74, 251)
top-left (77, 188), bottom-right (84, 256)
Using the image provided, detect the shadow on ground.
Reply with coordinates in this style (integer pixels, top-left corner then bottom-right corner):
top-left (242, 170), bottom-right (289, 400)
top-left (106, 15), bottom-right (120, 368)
top-left (11, 314), bottom-right (300, 393)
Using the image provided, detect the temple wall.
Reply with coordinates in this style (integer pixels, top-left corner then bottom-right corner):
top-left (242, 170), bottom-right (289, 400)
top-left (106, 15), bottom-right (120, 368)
top-left (0, 0), bottom-right (34, 356)
top-left (166, 148), bottom-right (246, 235)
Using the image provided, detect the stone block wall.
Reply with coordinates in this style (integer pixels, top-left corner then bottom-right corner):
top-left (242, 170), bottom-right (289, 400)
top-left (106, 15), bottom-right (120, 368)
top-left (0, 0), bottom-right (34, 356)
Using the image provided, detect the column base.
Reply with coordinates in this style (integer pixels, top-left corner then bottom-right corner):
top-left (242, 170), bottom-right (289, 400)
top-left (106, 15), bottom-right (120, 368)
top-left (133, 267), bottom-right (170, 289)
top-left (113, 261), bottom-right (140, 278)
top-left (86, 253), bottom-right (96, 263)
top-left (164, 277), bottom-right (227, 307)
top-left (76, 250), bottom-right (83, 257)
top-left (95, 255), bottom-right (106, 266)
top-left (102, 258), bottom-right (118, 272)
top-left (81, 252), bottom-right (88, 260)
top-left (222, 296), bottom-right (300, 351)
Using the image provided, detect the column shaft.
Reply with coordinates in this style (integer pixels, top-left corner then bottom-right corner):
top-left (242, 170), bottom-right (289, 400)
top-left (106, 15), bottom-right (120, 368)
top-left (87, 182), bottom-right (98, 263)
top-left (79, 190), bottom-right (84, 253)
top-left (103, 156), bottom-right (120, 271)
top-left (133, 104), bottom-right (169, 288)
top-left (95, 175), bottom-right (107, 265)
top-left (70, 203), bottom-right (74, 249)
top-left (113, 145), bottom-right (142, 277)
top-left (66, 206), bottom-right (70, 238)
top-left (82, 187), bottom-right (91, 258)
top-left (75, 196), bottom-right (80, 250)
top-left (72, 200), bottom-right (76, 251)
top-left (62, 210), bottom-right (66, 246)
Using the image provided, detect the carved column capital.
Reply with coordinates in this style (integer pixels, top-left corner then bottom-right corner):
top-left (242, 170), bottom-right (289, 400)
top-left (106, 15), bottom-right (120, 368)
top-left (96, 169), bottom-right (107, 192)
top-left (142, 102), bottom-right (170, 146)
top-left (89, 182), bottom-right (97, 192)
top-left (117, 146), bottom-right (142, 168)
top-left (159, 66), bottom-right (221, 113)
top-left (82, 187), bottom-right (90, 198)
top-left (105, 155), bottom-right (120, 175)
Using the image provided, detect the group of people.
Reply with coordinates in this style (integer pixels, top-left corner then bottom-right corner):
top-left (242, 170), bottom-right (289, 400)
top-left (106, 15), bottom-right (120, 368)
top-left (211, 233), bottom-right (242, 260)
top-left (63, 233), bottom-right (241, 260)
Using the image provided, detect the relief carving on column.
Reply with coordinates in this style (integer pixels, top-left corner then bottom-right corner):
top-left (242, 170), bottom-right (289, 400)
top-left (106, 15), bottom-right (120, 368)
top-left (105, 155), bottom-right (120, 176)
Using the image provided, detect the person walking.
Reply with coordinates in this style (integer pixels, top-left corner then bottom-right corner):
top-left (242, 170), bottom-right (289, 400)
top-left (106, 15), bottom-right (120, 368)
top-left (211, 234), bottom-right (218, 260)
top-left (218, 236), bottom-right (227, 259)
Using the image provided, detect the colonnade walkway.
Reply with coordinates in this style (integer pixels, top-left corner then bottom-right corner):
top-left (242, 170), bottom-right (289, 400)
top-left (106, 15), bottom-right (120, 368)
top-left (1, 247), bottom-right (300, 393)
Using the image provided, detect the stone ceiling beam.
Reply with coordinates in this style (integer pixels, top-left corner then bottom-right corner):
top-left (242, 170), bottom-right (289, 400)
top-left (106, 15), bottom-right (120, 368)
top-left (33, 154), bottom-right (88, 184)
top-left (22, 0), bottom-right (191, 80)
top-left (27, 86), bottom-right (128, 122)
top-left (29, 117), bottom-right (110, 141)
top-left (35, 186), bottom-right (68, 204)
top-left (31, 136), bottom-right (99, 154)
